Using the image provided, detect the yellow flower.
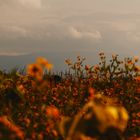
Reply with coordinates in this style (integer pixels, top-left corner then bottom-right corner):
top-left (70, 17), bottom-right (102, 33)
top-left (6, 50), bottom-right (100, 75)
top-left (134, 66), bottom-right (140, 72)
top-left (119, 107), bottom-right (129, 122)
top-left (134, 76), bottom-right (140, 82)
top-left (46, 106), bottom-right (59, 119)
top-left (36, 57), bottom-right (49, 67)
top-left (27, 63), bottom-right (43, 80)
top-left (106, 106), bottom-right (119, 120)
top-left (45, 63), bottom-right (53, 70)
top-left (17, 84), bottom-right (26, 94)
top-left (134, 56), bottom-right (139, 62)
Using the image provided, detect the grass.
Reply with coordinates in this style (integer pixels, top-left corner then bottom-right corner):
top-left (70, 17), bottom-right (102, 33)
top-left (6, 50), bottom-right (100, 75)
top-left (0, 53), bottom-right (140, 140)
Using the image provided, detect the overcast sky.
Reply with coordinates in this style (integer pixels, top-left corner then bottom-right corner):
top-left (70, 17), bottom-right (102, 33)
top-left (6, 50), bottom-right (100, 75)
top-left (1, 0), bottom-right (140, 59)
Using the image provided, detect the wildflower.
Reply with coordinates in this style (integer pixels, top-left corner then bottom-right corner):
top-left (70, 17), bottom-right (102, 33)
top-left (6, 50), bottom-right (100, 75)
top-left (77, 56), bottom-right (81, 61)
top-left (89, 87), bottom-right (95, 100)
top-left (112, 54), bottom-right (118, 60)
top-left (65, 59), bottom-right (72, 65)
top-left (85, 65), bottom-right (90, 71)
top-left (127, 60), bottom-right (133, 65)
top-left (99, 52), bottom-right (104, 56)
top-left (17, 84), bottom-right (26, 94)
top-left (36, 57), bottom-right (49, 67)
top-left (24, 118), bottom-right (31, 127)
top-left (45, 63), bottom-right (53, 70)
top-left (106, 106), bottom-right (118, 120)
top-left (46, 106), bottom-right (59, 119)
top-left (93, 65), bottom-right (99, 71)
top-left (137, 112), bottom-right (140, 117)
top-left (134, 76), bottom-right (140, 82)
top-left (134, 56), bottom-right (139, 62)
top-left (27, 63), bottom-right (43, 80)
top-left (134, 66), bottom-right (140, 72)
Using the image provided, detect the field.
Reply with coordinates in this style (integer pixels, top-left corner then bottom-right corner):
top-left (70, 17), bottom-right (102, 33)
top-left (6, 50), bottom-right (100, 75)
top-left (0, 53), bottom-right (140, 140)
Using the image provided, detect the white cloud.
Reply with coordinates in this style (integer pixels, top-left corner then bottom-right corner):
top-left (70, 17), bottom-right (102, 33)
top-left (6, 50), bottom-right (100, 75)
top-left (18, 0), bottom-right (42, 9)
top-left (69, 27), bottom-right (102, 40)
top-left (0, 25), bottom-right (27, 40)
top-left (0, 0), bottom-right (43, 9)
top-left (110, 22), bottom-right (137, 31)
top-left (0, 52), bottom-right (29, 56)
top-left (69, 27), bottom-right (82, 38)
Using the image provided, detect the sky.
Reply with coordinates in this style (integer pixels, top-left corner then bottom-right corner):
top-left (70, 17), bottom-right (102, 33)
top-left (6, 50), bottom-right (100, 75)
top-left (1, 0), bottom-right (140, 70)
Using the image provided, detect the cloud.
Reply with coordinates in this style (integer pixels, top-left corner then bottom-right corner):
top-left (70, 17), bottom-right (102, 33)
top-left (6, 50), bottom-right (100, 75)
top-left (0, 0), bottom-right (43, 9)
top-left (0, 52), bottom-right (29, 56)
top-left (69, 27), bottom-right (102, 40)
top-left (109, 22), bottom-right (137, 32)
top-left (0, 25), bottom-right (27, 40)
top-left (126, 31), bottom-right (140, 42)
top-left (18, 0), bottom-right (42, 9)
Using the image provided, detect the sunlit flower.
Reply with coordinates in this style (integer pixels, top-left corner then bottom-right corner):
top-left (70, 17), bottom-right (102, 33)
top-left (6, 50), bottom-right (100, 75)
top-left (127, 60), bottom-right (133, 65)
top-left (99, 52), bottom-right (104, 56)
top-left (134, 56), bottom-right (139, 62)
top-left (112, 54), bottom-right (118, 60)
top-left (89, 87), bottom-right (95, 100)
top-left (27, 63), bottom-right (43, 80)
top-left (24, 118), bottom-right (31, 127)
top-left (93, 65), bottom-right (99, 71)
top-left (106, 106), bottom-right (118, 120)
top-left (17, 84), bottom-right (26, 94)
top-left (77, 56), bottom-right (81, 61)
top-left (45, 63), bottom-right (53, 70)
top-left (119, 108), bottom-right (129, 122)
top-left (36, 57), bottom-right (49, 67)
top-left (85, 65), bottom-right (90, 71)
top-left (46, 106), bottom-right (59, 119)
top-left (134, 66), bottom-right (140, 72)
top-left (134, 76), bottom-right (140, 82)
top-left (136, 112), bottom-right (140, 117)
top-left (65, 59), bottom-right (72, 65)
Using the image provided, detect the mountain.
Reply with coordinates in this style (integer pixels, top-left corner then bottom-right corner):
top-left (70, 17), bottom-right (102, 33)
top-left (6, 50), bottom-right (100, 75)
top-left (0, 51), bottom-right (99, 72)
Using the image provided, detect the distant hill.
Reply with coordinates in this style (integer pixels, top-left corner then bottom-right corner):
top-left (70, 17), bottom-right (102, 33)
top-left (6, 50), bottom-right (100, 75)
top-left (0, 51), bottom-right (134, 72)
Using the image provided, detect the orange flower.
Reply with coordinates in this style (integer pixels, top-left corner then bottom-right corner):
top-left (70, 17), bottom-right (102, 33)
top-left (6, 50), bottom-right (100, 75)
top-left (36, 57), bottom-right (49, 67)
top-left (46, 106), bottom-right (59, 119)
top-left (89, 87), bottom-right (95, 100)
top-left (24, 118), bottom-right (31, 127)
top-left (134, 56), bottom-right (139, 62)
top-left (94, 65), bottom-right (99, 71)
top-left (27, 63), bottom-right (43, 80)
top-left (134, 76), bottom-right (140, 82)
top-left (134, 66), bottom-right (140, 72)
top-left (45, 63), bottom-right (53, 70)
top-left (17, 84), bottom-right (26, 94)
top-left (85, 65), bottom-right (90, 71)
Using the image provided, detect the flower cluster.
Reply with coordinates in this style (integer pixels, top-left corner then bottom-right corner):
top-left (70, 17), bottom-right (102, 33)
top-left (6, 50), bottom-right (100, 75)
top-left (0, 54), bottom-right (140, 139)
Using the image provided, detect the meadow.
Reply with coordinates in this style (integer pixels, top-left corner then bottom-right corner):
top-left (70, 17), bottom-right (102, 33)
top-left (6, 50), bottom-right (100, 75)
top-left (0, 53), bottom-right (140, 140)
